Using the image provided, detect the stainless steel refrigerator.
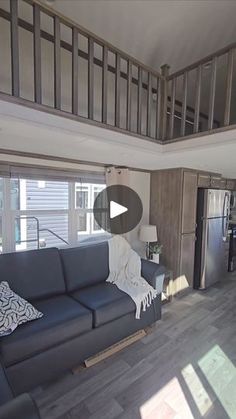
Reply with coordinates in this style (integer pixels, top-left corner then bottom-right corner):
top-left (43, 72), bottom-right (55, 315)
top-left (194, 189), bottom-right (231, 289)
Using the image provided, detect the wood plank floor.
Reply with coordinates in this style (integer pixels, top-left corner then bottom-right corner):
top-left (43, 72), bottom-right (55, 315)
top-left (33, 274), bottom-right (236, 419)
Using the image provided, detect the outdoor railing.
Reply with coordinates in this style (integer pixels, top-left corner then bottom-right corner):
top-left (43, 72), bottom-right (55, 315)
top-left (0, 0), bottom-right (236, 144)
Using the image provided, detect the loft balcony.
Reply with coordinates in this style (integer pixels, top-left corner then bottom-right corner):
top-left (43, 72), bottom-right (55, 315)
top-left (0, 0), bottom-right (236, 148)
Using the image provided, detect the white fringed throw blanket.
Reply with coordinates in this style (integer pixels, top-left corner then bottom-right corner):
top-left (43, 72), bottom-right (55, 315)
top-left (106, 236), bottom-right (157, 319)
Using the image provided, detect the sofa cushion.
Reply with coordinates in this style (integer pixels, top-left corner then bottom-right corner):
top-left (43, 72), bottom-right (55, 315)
top-left (0, 295), bottom-right (92, 367)
top-left (0, 248), bottom-right (65, 301)
top-left (60, 242), bottom-right (109, 292)
top-left (71, 282), bottom-right (136, 327)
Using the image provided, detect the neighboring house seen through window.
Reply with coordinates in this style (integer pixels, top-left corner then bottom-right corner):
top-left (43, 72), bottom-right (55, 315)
top-left (75, 183), bottom-right (105, 236)
top-left (0, 173), bottom-right (107, 253)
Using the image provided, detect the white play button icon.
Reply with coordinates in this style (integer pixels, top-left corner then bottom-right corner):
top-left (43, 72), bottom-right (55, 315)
top-left (110, 200), bottom-right (128, 219)
top-left (93, 185), bottom-right (143, 234)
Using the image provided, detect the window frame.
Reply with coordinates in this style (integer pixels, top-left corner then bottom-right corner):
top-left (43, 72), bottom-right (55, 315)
top-left (0, 176), bottom-right (107, 253)
top-left (75, 182), bottom-right (106, 237)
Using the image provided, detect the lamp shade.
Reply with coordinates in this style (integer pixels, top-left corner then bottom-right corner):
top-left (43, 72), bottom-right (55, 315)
top-left (139, 225), bottom-right (157, 242)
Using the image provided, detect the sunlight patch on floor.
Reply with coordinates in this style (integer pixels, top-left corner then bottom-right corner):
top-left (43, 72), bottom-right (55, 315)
top-left (198, 344), bottom-right (236, 419)
top-left (139, 377), bottom-right (194, 419)
top-left (181, 364), bottom-right (213, 416)
top-left (172, 275), bottom-right (189, 296)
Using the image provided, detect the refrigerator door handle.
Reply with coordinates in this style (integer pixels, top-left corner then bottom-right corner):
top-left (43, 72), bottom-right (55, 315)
top-left (200, 218), bottom-right (209, 290)
top-left (222, 192), bottom-right (230, 241)
top-left (222, 194), bottom-right (226, 240)
top-left (226, 192), bottom-right (230, 238)
top-left (223, 193), bottom-right (227, 217)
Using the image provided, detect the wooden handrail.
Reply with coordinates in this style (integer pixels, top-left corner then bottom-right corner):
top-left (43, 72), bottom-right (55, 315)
top-left (193, 65), bottom-right (201, 133)
top-left (0, 0), bottom-right (235, 145)
top-left (224, 49), bottom-right (234, 126)
top-left (0, 8), bottom-right (160, 94)
top-left (72, 26), bottom-right (79, 115)
top-left (25, 0), bottom-right (163, 80)
top-left (33, 3), bottom-right (42, 104)
top-left (0, 1), bottom-right (163, 141)
top-left (167, 42), bottom-right (236, 80)
top-left (164, 40), bottom-right (234, 139)
top-left (10, 0), bottom-right (19, 97)
top-left (169, 78), bottom-right (176, 139)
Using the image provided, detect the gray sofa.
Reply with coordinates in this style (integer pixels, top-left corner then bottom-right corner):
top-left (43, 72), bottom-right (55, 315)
top-left (0, 361), bottom-right (40, 419)
top-left (0, 241), bottom-right (165, 411)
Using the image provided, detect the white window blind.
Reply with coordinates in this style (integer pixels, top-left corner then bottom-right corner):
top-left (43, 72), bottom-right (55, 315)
top-left (0, 163), bottom-right (105, 184)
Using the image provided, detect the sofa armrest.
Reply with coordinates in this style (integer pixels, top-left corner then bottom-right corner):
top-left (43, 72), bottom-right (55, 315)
top-left (0, 394), bottom-right (40, 419)
top-left (0, 360), bottom-right (13, 406)
top-left (141, 259), bottom-right (166, 291)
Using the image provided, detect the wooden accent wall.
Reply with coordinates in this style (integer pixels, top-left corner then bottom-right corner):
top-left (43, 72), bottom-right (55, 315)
top-left (150, 167), bottom-right (235, 296)
top-left (150, 169), bottom-right (182, 278)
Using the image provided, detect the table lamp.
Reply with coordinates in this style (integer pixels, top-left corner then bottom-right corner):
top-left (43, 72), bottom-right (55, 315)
top-left (139, 225), bottom-right (157, 259)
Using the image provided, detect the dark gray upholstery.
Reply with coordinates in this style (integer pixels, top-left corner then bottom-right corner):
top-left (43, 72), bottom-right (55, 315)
top-left (0, 248), bottom-right (65, 301)
top-left (0, 243), bottom-right (163, 397)
top-left (7, 296), bottom-right (161, 394)
top-left (60, 242), bottom-right (109, 291)
top-left (0, 296), bottom-right (92, 367)
top-left (72, 282), bottom-right (136, 327)
top-left (0, 394), bottom-right (40, 419)
top-left (141, 259), bottom-right (166, 288)
top-left (0, 361), bottom-right (13, 406)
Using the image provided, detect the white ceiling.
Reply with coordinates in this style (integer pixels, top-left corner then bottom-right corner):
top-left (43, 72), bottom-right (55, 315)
top-left (49, 0), bottom-right (236, 74)
top-left (1, 100), bottom-right (236, 178)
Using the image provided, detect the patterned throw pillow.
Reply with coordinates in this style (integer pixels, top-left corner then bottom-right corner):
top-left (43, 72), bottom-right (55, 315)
top-left (0, 281), bottom-right (43, 337)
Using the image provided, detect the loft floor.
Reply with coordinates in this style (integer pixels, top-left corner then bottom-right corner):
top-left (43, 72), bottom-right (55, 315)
top-left (33, 273), bottom-right (236, 419)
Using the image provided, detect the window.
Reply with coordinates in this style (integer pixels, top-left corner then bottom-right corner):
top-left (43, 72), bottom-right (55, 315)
top-left (92, 185), bottom-right (106, 233)
top-left (76, 184), bottom-right (89, 234)
top-left (75, 182), bottom-right (106, 240)
top-left (10, 179), bottom-right (21, 244)
top-left (0, 178), bottom-right (3, 209)
top-left (0, 217), bottom-right (2, 253)
top-left (11, 179), bottom-right (20, 209)
top-left (0, 173), bottom-right (106, 253)
top-left (15, 214), bottom-right (69, 251)
top-left (10, 179), bottom-right (69, 251)
top-left (76, 185), bottom-right (88, 209)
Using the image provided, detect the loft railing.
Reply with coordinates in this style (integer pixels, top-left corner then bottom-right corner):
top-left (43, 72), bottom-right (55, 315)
top-left (0, 0), bottom-right (165, 142)
top-left (0, 0), bottom-right (236, 144)
top-left (165, 43), bottom-right (236, 141)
